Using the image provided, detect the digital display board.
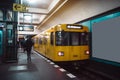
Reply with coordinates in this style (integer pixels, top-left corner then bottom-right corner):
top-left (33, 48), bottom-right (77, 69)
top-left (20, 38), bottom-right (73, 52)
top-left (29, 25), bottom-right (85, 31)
top-left (67, 25), bottom-right (83, 29)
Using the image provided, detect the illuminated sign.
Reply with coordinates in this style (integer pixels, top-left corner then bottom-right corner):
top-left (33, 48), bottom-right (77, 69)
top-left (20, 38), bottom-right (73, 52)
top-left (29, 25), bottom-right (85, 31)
top-left (19, 25), bottom-right (34, 31)
top-left (67, 25), bottom-right (82, 29)
top-left (13, 3), bottom-right (28, 12)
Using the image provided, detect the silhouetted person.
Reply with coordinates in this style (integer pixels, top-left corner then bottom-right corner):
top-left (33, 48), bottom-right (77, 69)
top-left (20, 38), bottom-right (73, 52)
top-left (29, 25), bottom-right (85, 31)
top-left (25, 36), bottom-right (34, 62)
top-left (22, 40), bottom-right (26, 52)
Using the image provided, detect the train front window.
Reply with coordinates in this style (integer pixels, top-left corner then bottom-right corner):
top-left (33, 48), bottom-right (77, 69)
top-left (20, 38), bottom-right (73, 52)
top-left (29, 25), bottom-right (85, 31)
top-left (70, 33), bottom-right (80, 45)
top-left (56, 31), bottom-right (69, 46)
top-left (80, 32), bottom-right (89, 45)
top-left (71, 32), bottom-right (89, 45)
top-left (55, 31), bottom-right (89, 46)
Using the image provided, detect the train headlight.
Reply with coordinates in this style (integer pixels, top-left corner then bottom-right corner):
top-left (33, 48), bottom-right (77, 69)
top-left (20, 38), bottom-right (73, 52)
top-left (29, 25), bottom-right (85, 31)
top-left (85, 50), bottom-right (89, 55)
top-left (58, 51), bottom-right (64, 56)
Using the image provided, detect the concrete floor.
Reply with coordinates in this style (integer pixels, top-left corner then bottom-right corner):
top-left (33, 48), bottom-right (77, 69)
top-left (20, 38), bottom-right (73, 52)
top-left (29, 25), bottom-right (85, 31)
top-left (0, 48), bottom-right (79, 80)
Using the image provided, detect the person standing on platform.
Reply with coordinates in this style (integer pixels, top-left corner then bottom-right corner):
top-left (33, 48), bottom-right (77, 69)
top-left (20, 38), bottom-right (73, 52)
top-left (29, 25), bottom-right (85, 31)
top-left (25, 36), bottom-right (34, 62)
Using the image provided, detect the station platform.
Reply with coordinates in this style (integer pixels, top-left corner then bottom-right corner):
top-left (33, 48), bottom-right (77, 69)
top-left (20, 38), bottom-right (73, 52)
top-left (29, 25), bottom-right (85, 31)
top-left (0, 48), bottom-right (79, 80)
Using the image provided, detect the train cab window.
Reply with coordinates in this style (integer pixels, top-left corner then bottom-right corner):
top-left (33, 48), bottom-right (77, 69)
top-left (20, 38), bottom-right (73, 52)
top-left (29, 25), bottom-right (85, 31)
top-left (56, 31), bottom-right (69, 46)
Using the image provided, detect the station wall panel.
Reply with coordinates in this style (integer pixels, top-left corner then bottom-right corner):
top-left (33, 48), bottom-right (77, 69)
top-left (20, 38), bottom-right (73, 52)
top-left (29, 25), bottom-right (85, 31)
top-left (92, 13), bottom-right (120, 63)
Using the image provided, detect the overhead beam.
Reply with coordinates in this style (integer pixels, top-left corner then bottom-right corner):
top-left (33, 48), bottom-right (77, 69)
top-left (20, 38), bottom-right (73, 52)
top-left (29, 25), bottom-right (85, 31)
top-left (19, 22), bottom-right (39, 25)
top-left (26, 7), bottom-right (49, 14)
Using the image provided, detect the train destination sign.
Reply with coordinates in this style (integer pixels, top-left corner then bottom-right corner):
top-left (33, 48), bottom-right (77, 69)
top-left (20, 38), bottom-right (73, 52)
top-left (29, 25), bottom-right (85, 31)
top-left (67, 25), bottom-right (82, 29)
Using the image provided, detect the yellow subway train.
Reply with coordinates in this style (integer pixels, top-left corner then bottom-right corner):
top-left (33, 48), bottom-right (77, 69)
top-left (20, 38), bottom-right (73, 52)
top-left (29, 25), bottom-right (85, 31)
top-left (33, 24), bottom-right (90, 62)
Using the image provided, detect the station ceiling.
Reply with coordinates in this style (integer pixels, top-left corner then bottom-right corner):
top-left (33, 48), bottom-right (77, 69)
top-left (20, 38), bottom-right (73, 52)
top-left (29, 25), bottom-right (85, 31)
top-left (19, 0), bottom-right (67, 29)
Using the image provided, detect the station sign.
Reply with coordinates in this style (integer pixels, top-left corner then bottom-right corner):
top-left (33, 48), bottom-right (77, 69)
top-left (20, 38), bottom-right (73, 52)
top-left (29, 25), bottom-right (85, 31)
top-left (18, 25), bottom-right (34, 31)
top-left (13, 3), bottom-right (28, 12)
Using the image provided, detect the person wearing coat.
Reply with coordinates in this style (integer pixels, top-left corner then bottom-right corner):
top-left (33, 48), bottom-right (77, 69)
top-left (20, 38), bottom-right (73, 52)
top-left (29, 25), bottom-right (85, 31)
top-left (25, 36), bottom-right (34, 61)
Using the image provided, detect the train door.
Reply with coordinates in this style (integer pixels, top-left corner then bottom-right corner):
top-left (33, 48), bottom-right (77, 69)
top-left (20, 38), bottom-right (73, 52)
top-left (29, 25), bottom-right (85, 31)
top-left (50, 32), bottom-right (55, 60)
top-left (69, 32), bottom-right (89, 60)
top-left (69, 32), bottom-right (81, 61)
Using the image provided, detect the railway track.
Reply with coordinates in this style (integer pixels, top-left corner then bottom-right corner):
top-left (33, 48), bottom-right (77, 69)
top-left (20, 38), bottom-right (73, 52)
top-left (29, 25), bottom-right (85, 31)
top-left (57, 62), bottom-right (114, 80)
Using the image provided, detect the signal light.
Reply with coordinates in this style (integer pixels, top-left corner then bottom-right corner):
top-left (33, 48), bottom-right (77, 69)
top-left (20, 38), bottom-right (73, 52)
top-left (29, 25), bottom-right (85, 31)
top-left (58, 51), bottom-right (64, 56)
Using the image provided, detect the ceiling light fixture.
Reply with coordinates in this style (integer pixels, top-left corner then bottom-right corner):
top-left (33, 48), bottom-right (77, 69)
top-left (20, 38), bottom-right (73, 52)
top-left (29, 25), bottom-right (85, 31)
top-left (26, 0), bottom-right (38, 4)
top-left (24, 15), bottom-right (32, 21)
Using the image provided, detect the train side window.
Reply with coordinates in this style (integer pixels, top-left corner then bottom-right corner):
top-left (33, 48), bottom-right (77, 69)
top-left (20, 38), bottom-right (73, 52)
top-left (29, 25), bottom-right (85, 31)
top-left (39, 38), bottom-right (42, 44)
top-left (50, 32), bottom-right (54, 45)
top-left (43, 37), bottom-right (47, 45)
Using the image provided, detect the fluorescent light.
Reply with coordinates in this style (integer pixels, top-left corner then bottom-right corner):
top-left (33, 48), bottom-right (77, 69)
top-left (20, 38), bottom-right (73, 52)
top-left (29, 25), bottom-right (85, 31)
top-left (27, 0), bottom-right (37, 4)
top-left (24, 15), bottom-right (32, 21)
top-left (27, 0), bottom-right (43, 4)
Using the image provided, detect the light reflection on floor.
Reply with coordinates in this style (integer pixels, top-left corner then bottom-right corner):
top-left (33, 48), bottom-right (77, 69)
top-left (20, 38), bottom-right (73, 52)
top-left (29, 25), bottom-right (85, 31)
top-left (9, 65), bottom-right (27, 71)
